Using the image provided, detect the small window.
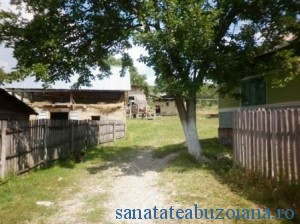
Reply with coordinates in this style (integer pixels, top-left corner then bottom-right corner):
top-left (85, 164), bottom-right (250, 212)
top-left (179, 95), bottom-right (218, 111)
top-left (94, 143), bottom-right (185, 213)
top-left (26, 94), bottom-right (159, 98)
top-left (91, 116), bottom-right (100, 120)
top-left (241, 77), bottom-right (266, 106)
top-left (50, 112), bottom-right (68, 120)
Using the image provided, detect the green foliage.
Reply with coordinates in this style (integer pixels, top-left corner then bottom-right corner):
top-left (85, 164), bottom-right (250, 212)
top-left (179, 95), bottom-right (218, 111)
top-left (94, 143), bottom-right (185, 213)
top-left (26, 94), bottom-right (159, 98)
top-left (129, 65), bottom-right (150, 96)
top-left (197, 84), bottom-right (218, 99)
top-left (0, 0), bottom-right (135, 85)
top-left (0, 67), bottom-right (23, 83)
top-left (0, 67), bottom-right (6, 82)
top-left (134, 0), bottom-right (299, 98)
top-left (1, 0), bottom-right (298, 91)
top-left (106, 56), bottom-right (150, 95)
top-left (260, 47), bottom-right (300, 88)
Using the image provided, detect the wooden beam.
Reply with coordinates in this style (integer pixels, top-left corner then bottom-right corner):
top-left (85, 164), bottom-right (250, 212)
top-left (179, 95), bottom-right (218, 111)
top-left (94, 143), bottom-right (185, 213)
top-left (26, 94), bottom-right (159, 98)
top-left (0, 121), bottom-right (8, 178)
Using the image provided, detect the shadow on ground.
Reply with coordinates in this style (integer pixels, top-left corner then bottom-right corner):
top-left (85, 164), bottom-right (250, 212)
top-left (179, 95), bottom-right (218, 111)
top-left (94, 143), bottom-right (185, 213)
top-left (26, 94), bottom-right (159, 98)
top-left (155, 137), bottom-right (300, 224)
top-left (84, 144), bottom-right (181, 177)
top-left (53, 137), bottom-right (299, 223)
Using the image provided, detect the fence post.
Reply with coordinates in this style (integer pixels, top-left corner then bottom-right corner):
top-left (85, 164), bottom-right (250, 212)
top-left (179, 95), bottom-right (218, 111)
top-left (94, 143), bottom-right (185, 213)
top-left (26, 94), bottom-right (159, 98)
top-left (85, 121), bottom-right (89, 149)
top-left (97, 119), bottom-right (101, 145)
top-left (124, 122), bottom-right (127, 139)
top-left (70, 120), bottom-right (74, 157)
top-left (113, 122), bottom-right (116, 142)
top-left (43, 120), bottom-right (48, 165)
top-left (0, 121), bottom-right (8, 178)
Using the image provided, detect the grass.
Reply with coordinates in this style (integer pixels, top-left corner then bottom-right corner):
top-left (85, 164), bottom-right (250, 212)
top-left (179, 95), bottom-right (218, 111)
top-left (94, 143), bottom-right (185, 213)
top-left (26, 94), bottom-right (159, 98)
top-left (155, 108), bottom-right (300, 224)
top-left (0, 160), bottom-right (83, 224)
top-left (83, 193), bottom-right (108, 223)
top-left (0, 106), bottom-right (299, 223)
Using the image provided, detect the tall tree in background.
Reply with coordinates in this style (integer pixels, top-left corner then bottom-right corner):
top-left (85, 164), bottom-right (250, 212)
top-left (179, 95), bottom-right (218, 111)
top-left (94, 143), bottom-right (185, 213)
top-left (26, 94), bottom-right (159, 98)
top-left (196, 84), bottom-right (217, 100)
top-left (108, 57), bottom-right (149, 96)
top-left (1, 0), bottom-right (299, 160)
top-left (129, 66), bottom-right (149, 96)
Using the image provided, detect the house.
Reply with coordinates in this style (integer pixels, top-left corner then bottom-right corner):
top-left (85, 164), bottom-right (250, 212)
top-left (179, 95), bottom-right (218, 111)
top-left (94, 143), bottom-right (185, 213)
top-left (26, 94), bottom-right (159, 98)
top-left (0, 88), bottom-right (37, 120)
top-left (218, 43), bottom-right (300, 145)
top-left (3, 69), bottom-right (130, 121)
top-left (153, 96), bottom-right (178, 116)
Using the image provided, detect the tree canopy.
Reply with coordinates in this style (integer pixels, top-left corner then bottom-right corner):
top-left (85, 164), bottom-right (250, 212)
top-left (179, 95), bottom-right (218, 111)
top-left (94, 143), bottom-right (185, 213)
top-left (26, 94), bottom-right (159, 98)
top-left (1, 0), bottom-right (299, 159)
top-left (1, 1), bottom-right (298, 88)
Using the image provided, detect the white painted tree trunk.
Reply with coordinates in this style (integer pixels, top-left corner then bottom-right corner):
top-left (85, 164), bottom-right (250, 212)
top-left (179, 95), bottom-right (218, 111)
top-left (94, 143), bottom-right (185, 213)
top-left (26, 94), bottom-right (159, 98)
top-left (175, 97), bottom-right (201, 160)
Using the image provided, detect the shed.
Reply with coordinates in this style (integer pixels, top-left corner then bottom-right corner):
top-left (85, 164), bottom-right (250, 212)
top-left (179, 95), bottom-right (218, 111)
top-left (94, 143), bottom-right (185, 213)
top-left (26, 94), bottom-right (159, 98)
top-left (3, 69), bottom-right (130, 121)
top-left (0, 88), bottom-right (37, 120)
top-left (153, 97), bottom-right (178, 116)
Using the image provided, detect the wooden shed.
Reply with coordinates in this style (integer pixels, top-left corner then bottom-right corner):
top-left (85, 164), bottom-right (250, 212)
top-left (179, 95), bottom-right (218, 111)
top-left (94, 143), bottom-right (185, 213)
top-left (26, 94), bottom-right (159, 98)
top-left (0, 88), bottom-right (37, 120)
top-left (4, 71), bottom-right (131, 121)
top-left (153, 97), bottom-right (178, 116)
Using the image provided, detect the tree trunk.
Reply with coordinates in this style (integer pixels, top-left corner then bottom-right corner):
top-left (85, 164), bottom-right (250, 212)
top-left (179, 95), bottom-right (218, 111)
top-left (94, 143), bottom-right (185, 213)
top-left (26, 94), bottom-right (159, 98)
top-left (175, 96), bottom-right (201, 160)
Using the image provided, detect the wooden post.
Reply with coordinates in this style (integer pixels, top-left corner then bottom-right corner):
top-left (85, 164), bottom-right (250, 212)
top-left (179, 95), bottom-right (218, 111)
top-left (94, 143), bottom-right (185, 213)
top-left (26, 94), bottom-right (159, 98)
top-left (70, 120), bottom-right (74, 157)
top-left (43, 120), bottom-right (48, 165)
top-left (98, 119), bottom-right (101, 145)
top-left (124, 122), bottom-right (127, 139)
top-left (113, 122), bottom-right (116, 142)
top-left (0, 121), bottom-right (8, 178)
top-left (85, 121), bottom-right (89, 149)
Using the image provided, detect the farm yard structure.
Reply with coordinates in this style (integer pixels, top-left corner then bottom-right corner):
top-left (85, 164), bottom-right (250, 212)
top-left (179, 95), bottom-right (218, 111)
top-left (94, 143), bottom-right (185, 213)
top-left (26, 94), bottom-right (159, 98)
top-left (6, 89), bottom-right (127, 121)
top-left (127, 85), bottom-right (151, 118)
top-left (153, 96), bottom-right (178, 116)
top-left (3, 72), bottom-right (130, 121)
top-left (0, 88), bottom-right (37, 120)
top-left (0, 73), bottom-right (130, 177)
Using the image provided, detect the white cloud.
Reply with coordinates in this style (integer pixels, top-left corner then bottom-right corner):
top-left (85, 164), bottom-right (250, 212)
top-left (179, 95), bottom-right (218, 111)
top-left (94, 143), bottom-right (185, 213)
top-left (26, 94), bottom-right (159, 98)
top-left (0, 45), bottom-right (16, 72)
top-left (127, 46), bottom-right (156, 86)
top-left (0, 0), bottom-right (33, 20)
top-left (0, 0), bottom-right (11, 10)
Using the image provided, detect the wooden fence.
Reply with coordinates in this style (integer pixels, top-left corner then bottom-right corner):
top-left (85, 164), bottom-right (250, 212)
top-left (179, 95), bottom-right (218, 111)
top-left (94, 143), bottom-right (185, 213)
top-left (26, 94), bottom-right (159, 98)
top-left (0, 119), bottom-right (126, 177)
top-left (233, 108), bottom-right (300, 184)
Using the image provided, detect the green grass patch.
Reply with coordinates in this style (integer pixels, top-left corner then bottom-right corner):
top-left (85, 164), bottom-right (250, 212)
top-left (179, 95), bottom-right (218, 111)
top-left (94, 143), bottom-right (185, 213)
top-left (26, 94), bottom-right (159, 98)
top-left (83, 193), bottom-right (108, 223)
top-left (155, 109), bottom-right (299, 223)
top-left (0, 159), bottom-right (83, 223)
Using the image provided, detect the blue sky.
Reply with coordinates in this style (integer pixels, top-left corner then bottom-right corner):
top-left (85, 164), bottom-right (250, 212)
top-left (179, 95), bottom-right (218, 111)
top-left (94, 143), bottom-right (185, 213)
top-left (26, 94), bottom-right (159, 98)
top-left (0, 0), bottom-right (156, 86)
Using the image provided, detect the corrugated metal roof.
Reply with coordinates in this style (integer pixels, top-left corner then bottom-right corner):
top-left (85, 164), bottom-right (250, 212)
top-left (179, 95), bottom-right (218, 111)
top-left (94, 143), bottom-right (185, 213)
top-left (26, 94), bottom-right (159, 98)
top-left (3, 67), bottom-right (131, 91)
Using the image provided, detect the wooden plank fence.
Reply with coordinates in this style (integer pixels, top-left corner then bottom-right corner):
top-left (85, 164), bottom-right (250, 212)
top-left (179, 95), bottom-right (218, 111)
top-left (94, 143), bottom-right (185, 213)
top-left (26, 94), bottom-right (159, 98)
top-left (233, 107), bottom-right (300, 184)
top-left (0, 119), bottom-right (126, 178)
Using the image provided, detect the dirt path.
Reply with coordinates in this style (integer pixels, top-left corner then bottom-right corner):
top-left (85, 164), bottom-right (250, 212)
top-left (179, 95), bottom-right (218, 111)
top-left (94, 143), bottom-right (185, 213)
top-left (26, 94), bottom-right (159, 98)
top-left (104, 150), bottom-right (178, 224)
top-left (46, 150), bottom-right (178, 224)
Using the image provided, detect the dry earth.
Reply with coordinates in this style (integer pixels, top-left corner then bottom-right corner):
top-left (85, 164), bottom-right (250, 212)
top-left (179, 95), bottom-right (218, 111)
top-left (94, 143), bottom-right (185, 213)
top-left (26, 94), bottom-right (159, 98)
top-left (46, 150), bottom-right (178, 224)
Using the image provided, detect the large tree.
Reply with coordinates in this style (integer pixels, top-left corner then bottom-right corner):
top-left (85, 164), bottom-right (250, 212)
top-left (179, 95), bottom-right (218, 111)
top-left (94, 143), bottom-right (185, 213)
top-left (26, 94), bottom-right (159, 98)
top-left (1, 0), bottom-right (299, 160)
